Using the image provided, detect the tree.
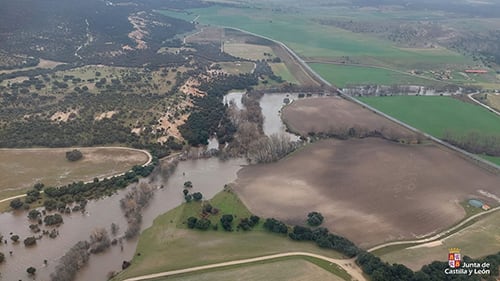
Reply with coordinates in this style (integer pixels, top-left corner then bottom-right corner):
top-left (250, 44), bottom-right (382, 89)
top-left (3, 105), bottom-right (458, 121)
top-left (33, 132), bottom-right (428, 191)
top-left (0, 252), bottom-right (5, 263)
top-left (44, 214), bottom-right (63, 226)
top-left (11, 235), bottom-right (20, 243)
top-left (220, 214), bottom-right (234, 231)
top-left (10, 198), bottom-right (24, 209)
top-left (28, 209), bottom-right (41, 220)
top-left (195, 218), bottom-right (211, 230)
top-left (33, 183), bottom-right (44, 191)
top-left (183, 181), bottom-right (193, 188)
top-left (27, 266), bottom-right (36, 275)
top-left (187, 217), bottom-right (198, 229)
top-left (307, 212), bottom-right (324, 227)
top-left (192, 192), bottom-right (203, 201)
top-left (65, 149), bottom-right (83, 161)
top-left (24, 236), bottom-right (37, 247)
top-left (182, 189), bottom-right (189, 196)
top-left (110, 223), bottom-right (119, 236)
top-left (184, 194), bottom-right (192, 203)
top-left (263, 218), bottom-right (288, 234)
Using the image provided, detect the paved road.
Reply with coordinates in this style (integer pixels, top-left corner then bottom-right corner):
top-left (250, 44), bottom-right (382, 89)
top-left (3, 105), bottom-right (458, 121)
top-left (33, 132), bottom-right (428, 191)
top-left (467, 93), bottom-right (500, 116)
top-left (0, 146), bottom-right (152, 204)
top-left (121, 252), bottom-right (367, 281)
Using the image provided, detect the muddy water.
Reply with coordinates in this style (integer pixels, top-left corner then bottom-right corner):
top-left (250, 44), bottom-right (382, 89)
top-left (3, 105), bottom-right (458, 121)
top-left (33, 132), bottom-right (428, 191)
top-left (0, 158), bottom-right (245, 281)
top-left (223, 91), bottom-right (245, 110)
top-left (260, 93), bottom-right (301, 140)
top-left (0, 91), bottom-right (305, 281)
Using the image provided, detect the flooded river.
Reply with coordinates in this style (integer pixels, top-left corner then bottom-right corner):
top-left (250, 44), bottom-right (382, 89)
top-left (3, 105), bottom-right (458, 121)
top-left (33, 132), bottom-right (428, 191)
top-left (260, 92), bottom-right (302, 140)
top-left (0, 158), bottom-right (245, 281)
top-left (0, 90), bottom-right (309, 281)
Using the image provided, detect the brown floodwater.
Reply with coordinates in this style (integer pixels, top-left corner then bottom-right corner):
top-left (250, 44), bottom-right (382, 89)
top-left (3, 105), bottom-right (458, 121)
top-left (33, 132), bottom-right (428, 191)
top-left (0, 158), bottom-right (246, 281)
top-left (0, 91), bottom-right (310, 281)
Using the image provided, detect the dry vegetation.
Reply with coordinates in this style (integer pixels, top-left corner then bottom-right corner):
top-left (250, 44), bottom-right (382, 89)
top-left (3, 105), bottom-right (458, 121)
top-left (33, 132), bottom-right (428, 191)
top-left (282, 96), bottom-right (417, 142)
top-left (235, 138), bottom-right (500, 248)
top-left (0, 147), bottom-right (149, 193)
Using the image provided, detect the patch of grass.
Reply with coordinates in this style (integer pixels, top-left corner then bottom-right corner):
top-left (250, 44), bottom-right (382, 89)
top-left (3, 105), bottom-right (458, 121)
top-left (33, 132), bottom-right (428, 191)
top-left (480, 154), bottom-right (500, 166)
top-left (223, 43), bottom-right (275, 61)
top-left (145, 257), bottom-right (347, 281)
top-left (461, 200), bottom-right (485, 218)
top-left (113, 190), bottom-right (347, 281)
top-left (380, 210), bottom-right (500, 270)
top-left (486, 94), bottom-right (500, 111)
top-left (270, 62), bottom-right (298, 84)
top-left (217, 61), bottom-right (254, 75)
top-left (358, 96), bottom-right (500, 138)
top-left (177, 190), bottom-right (254, 229)
top-left (309, 63), bottom-right (441, 87)
top-left (0, 147), bottom-right (149, 200)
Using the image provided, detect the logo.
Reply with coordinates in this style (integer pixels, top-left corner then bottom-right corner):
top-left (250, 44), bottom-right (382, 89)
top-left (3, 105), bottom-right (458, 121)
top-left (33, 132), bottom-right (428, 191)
top-left (448, 248), bottom-right (461, 268)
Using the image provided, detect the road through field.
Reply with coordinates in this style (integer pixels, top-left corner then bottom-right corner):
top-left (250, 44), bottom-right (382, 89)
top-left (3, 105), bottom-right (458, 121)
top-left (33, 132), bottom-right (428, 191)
top-left (121, 252), bottom-right (367, 281)
top-left (0, 146), bottom-right (152, 203)
top-left (468, 93), bottom-right (500, 116)
top-left (367, 205), bottom-right (500, 252)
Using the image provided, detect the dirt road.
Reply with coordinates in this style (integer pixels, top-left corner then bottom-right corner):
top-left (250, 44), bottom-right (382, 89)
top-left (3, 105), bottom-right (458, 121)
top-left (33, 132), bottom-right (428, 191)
top-left (121, 252), bottom-right (367, 281)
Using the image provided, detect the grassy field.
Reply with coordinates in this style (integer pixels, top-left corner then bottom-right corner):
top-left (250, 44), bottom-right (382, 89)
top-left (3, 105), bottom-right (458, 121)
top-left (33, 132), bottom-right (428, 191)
top-left (270, 62), bottom-right (299, 84)
top-left (146, 258), bottom-right (345, 281)
top-left (486, 93), bottom-right (500, 111)
top-left (310, 63), bottom-right (443, 87)
top-left (358, 96), bottom-right (500, 137)
top-left (159, 6), bottom-right (472, 71)
top-left (217, 61), bottom-right (255, 75)
top-left (481, 155), bottom-right (500, 166)
top-left (0, 147), bottom-right (148, 197)
top-left (380, 210), bottom-right (500, 270)
top-left (114, 190), bottom-right (349, 281)
top-left (224, 42), bottom-right (275, 61)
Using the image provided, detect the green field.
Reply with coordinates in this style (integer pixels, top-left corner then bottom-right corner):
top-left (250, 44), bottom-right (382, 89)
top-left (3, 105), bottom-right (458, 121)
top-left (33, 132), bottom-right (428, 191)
top-left (358, 96), bottom-right (500, 137)
top-left (380, 210), bottom-right (500, 271)
top-left (147, 258), bottom-right (345, 281)
top-left (358, 96), bottom-right (500, 165)
top-left (224, 43), bottom-right (275, 61)
top-left (158, 6), bottom-right (472, 71)
top-left (217, 61), bottom-right (255, 75)
top-left (114, 190), bottom-right (349, 281)
top-left (310, 63), bottom-right (441, 87)
top-left (270, 62), bottom-right (299, 84)
top-left (0, 147), bottom-right (149, 198)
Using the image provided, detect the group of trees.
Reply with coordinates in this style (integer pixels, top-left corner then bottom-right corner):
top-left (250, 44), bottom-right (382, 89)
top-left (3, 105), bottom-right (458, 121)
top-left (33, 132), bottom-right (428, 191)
top-left (179, 73), bottom-right (258, 146)
top-left (43, 214), bottom-right (63, 226)
top-left (119, 183), bottom-right (155, 239)
top-left (289, 225), bottom-right (359, 258)
top-left (263, 218), bottom-right (288, 234)
top-left (443, 131), bottom-right (500, 157)
top-left (50, 241), bottom-right (91, 281)
top-left (356, 250), bottom-right (500, 281)
top-left (307, 211), bottom-right (324, 226)
top-left (237, 215), bottom-right (260, 231)
top-left (89, 228), bottom-right (111, 254)
top-left (187, 217), bottom-right (211, 230)
top-left (66, 149), bottom-right (83, 161)
top-left (248, 134), bottom-right (301, 163)
top-left (183, 180), bottom-right (203, 202)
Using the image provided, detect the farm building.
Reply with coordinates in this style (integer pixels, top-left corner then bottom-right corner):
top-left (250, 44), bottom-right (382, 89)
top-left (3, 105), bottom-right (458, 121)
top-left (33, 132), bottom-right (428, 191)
top-left (468, 199), bottom-right (484, 208)
top-left (465, 69), bottom-right (488, 74)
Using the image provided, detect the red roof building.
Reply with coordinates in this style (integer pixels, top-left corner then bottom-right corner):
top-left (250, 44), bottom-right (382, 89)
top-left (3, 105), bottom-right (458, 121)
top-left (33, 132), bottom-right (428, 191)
top-left (465, 70), bottom-right (488, 74)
